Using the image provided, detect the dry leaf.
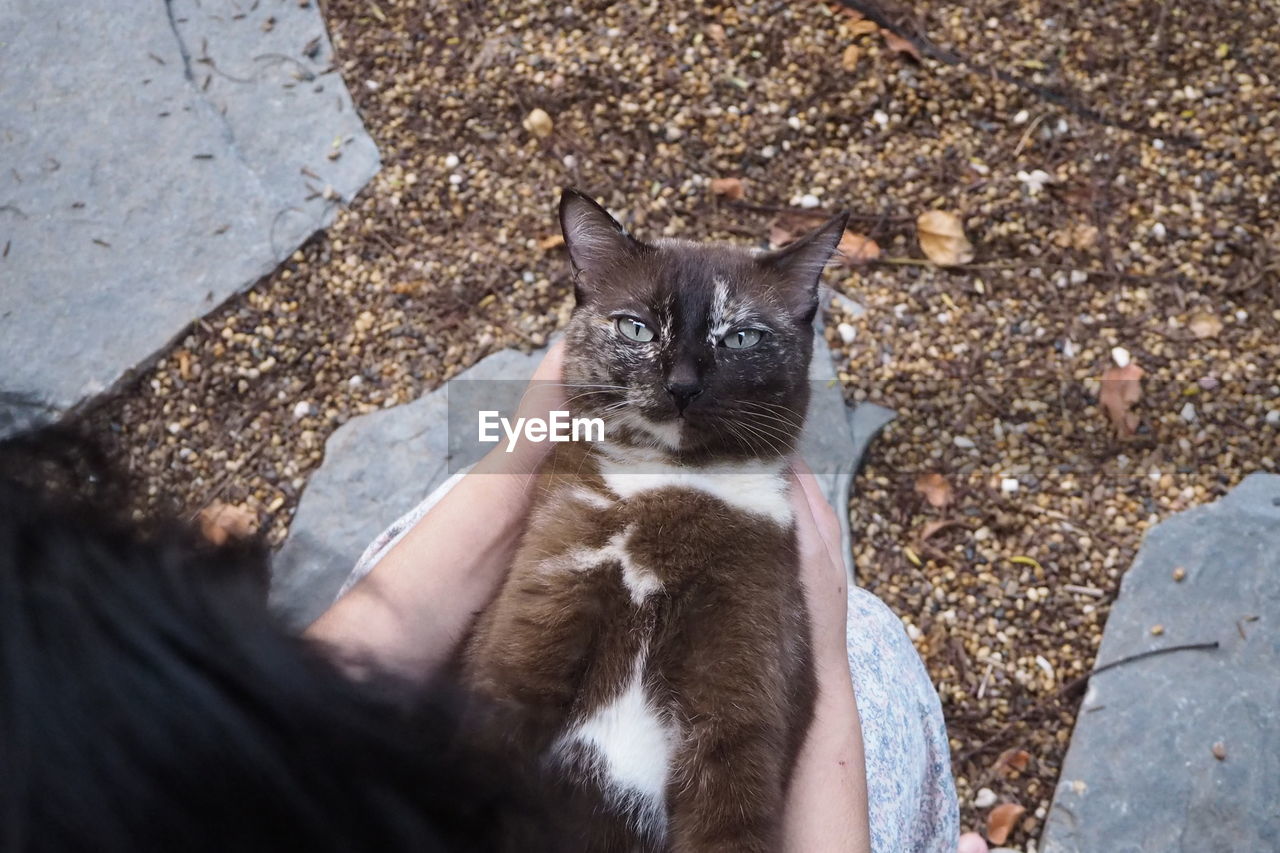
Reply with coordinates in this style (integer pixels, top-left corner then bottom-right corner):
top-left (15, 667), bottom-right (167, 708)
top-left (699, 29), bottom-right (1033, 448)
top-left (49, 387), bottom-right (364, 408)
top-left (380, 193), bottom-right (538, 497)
top-left (848, 19), bottom-right (879, 37)
top-left (767, 213), bottom-right (824, 249)
top-left (538, 234), bottom-right (565, 251)
top-left (992, 747), bottom-right (1032, 778)
top-left (1187, 311), bottom-right (1223, 339)
top-left (986, 802), bottom-right (1026, 845)
top-left (919, 518), bottom-right (961, 541)
top-left (836, 230), bottom-right (881, 265)
top-left (198, 501), bottom-right (258, 546)
top-left (841, 44), bottom-right (861, 71)
top-left (914, 472), bottom-right (954, 509)
top-left (882, 30), bottom-right (922, 60)
top-left (1098, 362), bottom-right (1144, 436)
top-left (917, 210), bottom-right (974, 266)
top-left (709, 177), bottom-right (746, 200)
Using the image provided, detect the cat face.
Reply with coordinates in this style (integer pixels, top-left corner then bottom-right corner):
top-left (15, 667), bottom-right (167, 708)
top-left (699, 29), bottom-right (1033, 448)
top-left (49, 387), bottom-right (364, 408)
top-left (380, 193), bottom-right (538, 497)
top-left (557, 190), bottom-right (847, 461)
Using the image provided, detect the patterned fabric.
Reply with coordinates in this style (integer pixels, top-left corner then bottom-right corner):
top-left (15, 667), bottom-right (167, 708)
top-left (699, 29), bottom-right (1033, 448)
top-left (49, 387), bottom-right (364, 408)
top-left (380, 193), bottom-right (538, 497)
top-left (342, 477), bottom-right (960, 852)
top-left (846, 585), bottom-right (959, 851)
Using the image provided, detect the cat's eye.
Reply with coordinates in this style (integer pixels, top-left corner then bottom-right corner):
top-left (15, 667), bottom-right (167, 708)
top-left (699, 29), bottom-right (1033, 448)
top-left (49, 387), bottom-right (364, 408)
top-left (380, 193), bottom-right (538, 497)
top-left (616, 317), bottom-right (656, 343)
top-left (722, 328), bottom-right (765, 350)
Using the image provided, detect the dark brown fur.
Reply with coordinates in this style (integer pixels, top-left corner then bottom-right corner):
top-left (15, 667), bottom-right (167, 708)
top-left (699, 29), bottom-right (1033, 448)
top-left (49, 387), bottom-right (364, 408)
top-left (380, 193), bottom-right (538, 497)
top-left (461, 192), bottom-right (847, 851)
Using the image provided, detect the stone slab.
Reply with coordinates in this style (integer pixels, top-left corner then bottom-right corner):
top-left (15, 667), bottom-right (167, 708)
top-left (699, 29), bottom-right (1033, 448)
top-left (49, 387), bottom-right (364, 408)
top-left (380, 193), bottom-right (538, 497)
top-left (0, 0), bottom-right (378, 435)
top-left (1042, 473), bottom-right (1280, 853)
top-left (270, 326), bottom-right (893, 629)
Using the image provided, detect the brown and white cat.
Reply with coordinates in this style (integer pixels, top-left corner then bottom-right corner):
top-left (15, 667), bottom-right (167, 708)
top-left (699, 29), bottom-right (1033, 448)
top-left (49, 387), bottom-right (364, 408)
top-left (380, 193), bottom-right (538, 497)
top-left (462, 191), bottom-right (849, 852)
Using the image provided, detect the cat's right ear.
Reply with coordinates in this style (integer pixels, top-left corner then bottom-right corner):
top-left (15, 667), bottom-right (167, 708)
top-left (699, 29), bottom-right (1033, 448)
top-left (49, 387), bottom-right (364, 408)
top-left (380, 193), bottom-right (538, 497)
top-left (559, 190), bottom-right (640, 298)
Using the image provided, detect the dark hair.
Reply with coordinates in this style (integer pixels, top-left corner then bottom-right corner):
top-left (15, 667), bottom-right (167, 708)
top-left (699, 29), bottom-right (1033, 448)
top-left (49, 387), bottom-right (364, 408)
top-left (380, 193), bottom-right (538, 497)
top-left (0, 430), bottom-right (559, 852)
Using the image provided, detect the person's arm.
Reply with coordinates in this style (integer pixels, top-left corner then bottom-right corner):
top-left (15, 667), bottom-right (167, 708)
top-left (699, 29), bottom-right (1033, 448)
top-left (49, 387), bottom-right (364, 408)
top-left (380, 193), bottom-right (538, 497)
top-left (305, 344), bottom-right (565, 679)
top-left (783, 462), bottom-right (872, 853)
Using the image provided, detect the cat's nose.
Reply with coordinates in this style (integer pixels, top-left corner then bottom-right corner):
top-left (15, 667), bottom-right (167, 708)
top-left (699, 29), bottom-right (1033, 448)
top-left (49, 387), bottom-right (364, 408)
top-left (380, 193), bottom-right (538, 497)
top-left (664, 380), bottom-right (703, 412)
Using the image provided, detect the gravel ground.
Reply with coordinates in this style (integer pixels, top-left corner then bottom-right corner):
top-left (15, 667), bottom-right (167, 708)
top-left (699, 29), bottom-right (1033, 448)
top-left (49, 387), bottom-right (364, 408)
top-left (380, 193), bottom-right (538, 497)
top-left (84, 0), bottom-right (1277, 847)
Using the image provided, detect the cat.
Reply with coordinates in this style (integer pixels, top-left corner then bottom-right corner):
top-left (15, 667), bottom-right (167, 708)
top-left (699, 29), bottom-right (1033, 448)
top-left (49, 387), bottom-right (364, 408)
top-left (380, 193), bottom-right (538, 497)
top-left (461, 190), bottom-right (849, 852)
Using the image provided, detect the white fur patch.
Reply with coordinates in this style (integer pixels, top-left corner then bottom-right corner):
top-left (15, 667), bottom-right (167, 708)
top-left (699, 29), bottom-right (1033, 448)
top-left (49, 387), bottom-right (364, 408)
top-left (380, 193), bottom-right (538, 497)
top-left (615, 410), bottom-right (683, 451)
top-left (706, 275), bottom-right (765, 344)
top-left (568, 529), bottom-right (662, 605)
top-left (554, 649), bottom-right (674, 837)
top-left (568, 486), bottom-right (614, 510)
top-left (598, 455), bottom-right (793, 525)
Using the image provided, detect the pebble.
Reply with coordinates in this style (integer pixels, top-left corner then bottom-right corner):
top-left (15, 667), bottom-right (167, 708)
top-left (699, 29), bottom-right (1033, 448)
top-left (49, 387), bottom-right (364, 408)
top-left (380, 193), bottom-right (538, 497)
top-left (292, 400), bottom-right (314, 420)
top-left (522, 108), bottom-right (554, 138)
top-left (443, 153), bottom-right (460, 169)
top-left (974, 788), bottom-right (998, 808)
top-left (954, 436), bottom-right (976, 449)
top-left (798, 193), bottom-right (821, 209)
top-left (1001, 477), bottom-right (1020, 493)
top-left (1179, 402), bottom-right (1197, 423)
top-left (1265, 409), bottom-right (1280, 426)
top-left (837, 322), bottom-right (857, 345)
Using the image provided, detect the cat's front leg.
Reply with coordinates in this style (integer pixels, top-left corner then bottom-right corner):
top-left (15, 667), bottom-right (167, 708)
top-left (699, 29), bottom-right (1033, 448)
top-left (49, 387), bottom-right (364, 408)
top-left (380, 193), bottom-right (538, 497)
top-left (665, 628), bottom-right (789, 853)
top-left (463, 562), bottom-right (613, 756)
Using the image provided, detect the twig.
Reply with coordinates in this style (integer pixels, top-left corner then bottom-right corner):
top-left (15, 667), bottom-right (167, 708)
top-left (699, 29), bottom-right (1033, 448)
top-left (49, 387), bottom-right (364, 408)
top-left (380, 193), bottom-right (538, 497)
top-left (959, 640), bottom-right (1220, 762)
top-left (1013, 113), bottom-right (1050, 157)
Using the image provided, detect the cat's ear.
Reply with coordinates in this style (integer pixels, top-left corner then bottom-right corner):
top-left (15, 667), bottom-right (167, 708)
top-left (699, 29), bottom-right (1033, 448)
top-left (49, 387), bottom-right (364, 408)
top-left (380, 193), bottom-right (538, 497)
top-left (757, 212), bottom-right (850, 322)
top-left (559, 189), bottom-right (641, 292)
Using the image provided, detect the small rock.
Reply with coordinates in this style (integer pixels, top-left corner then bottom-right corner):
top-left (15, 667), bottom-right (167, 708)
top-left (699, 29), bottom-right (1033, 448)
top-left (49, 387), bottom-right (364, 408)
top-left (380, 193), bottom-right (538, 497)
top-left (1172, 567), bottom-right (1186, 582)
top-left (1150, 624), bottom-right (1164, 636)
top-left (1000, 477), bottom-right (1019, 494)
top-left (954, 436), bottom-right (976, 449)
top-left (1179, 402), bottom-right (1198, 423)
top-left (292, 400), bottom-right (314, 420)
top-left (798, 193), bottom-right (821, 209)
top-left (1265, 409), bottom-right (1280, 427)
top-left (1017, 169), bottom-right (1052, 196)
top-left (1013, 109), bottom-right (1030, 125)
top-left (522, 108), bottom-right (554, 138)
top-left (1212, 741), bottom-right (1227, 760)
top-left (443, 153), bottom-right (460, 169)
top-left (1111, 346), bottom-right (1132, 368)
top-left (1069, 270), bottom-right (1088, 285)
top-left (1151, 222), bottom-right (1167, 240)
top-left (837, 322), bottom-right (857, 345)
top-left (974, 787), bottom-right (998, 808)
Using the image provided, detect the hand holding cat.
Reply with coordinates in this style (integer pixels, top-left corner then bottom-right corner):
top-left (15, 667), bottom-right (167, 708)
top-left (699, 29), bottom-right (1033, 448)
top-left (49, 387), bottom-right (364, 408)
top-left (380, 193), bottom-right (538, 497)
top-left (790, 458), bottom-right (852, 672)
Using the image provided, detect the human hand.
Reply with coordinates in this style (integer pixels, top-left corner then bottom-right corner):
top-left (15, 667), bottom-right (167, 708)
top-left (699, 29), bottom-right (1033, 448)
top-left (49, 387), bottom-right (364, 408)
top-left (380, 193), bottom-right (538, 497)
top-left (789, 458), bottom-right (850, 671)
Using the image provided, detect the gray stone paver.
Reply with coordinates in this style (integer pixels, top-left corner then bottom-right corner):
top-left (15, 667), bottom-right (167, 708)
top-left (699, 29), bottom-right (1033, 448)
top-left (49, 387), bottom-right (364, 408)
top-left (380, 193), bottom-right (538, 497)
top-left (0, 0), bottom-right (378, 435)
top-left (1042, 473), bottom-right (1280, 853)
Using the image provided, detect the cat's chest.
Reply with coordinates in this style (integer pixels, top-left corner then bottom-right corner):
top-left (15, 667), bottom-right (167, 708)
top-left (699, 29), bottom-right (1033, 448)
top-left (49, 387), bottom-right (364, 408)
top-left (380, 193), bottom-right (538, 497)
top-left (535, 455), bottom-right (798, 838)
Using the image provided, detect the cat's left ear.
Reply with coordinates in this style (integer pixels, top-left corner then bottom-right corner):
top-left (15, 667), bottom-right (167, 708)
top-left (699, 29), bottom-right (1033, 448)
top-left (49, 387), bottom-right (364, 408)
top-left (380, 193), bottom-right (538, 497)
top-left (757, 212), bottom-right (850, 322)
